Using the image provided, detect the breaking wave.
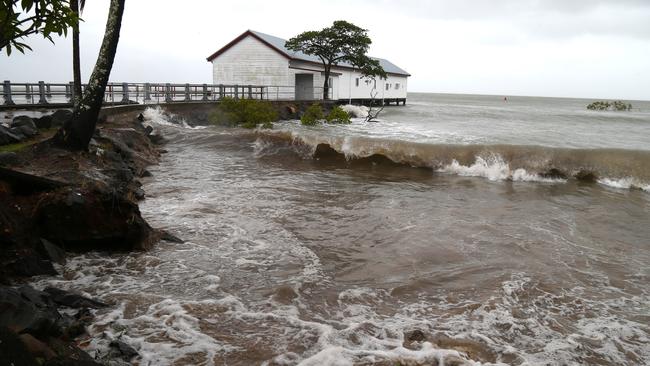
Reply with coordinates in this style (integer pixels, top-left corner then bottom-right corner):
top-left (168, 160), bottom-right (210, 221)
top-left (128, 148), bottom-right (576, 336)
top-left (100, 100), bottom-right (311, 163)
top-left (340, 104), bottom-right (370, 118)
top-left (252, 129), bottom-right (650, 190)
top-left (143, 106), bottom-right (207, 130)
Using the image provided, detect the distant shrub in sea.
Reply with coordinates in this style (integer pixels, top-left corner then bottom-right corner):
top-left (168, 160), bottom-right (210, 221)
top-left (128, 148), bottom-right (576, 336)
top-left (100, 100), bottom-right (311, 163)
top-left (612, 100), bottom-right (632, 111)
top-left (587, 100), bottom-right (632, 111)
top-left (325, 106), bottom-right (351, 124)
top-left (210, 97), bottom-right (277, 129)
top-left (301, 103), bottom-right (325, 125)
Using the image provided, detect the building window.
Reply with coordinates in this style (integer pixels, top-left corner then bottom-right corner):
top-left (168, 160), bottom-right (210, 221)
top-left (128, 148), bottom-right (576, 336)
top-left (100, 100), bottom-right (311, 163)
top-left (373, 80), bottom-right (376, 88)
top-left (395, 83), bottom-right (400, 90)
top-left (355, 78), bottom-right (359, 87)
top-left (385, 83), bottom-right (390, 91)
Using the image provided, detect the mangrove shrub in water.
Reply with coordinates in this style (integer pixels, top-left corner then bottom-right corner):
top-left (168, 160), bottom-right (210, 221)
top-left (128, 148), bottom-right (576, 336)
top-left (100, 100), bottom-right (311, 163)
top-left (587, 100), bottom-right (632, 111)
top-left (326, 106), bottom-right (352, 124)
top-left (301, 103), bottom-right (325, 125)
top-left (301, 104), bottom-right (351, 125)
top-left (210, 97), bottom-right (278, 129)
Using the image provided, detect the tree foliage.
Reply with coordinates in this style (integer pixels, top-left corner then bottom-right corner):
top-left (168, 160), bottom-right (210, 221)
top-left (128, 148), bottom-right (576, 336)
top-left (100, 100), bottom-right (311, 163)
top-left (0, 0), bottom-right (78, 55)
top-left (286, 21), bottom-right (386, 100)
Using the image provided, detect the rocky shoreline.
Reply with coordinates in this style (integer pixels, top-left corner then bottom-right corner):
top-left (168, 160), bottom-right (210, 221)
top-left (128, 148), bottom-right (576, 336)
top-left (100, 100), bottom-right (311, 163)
top-left (1, 108), bottom-right (174, 365)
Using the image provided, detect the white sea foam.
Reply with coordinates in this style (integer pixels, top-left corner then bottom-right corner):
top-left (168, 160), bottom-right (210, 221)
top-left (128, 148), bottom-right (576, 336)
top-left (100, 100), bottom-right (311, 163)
top-left (143, 106), bottom-right (205, 129)
top-left (340, 104), bottom-right (369, 119)
top-left (437, 155), bottom-right (565, 183)
top-left (598, 177), bottom-right (650, 192)
top-left (87, 298), bottom-right (235, 366)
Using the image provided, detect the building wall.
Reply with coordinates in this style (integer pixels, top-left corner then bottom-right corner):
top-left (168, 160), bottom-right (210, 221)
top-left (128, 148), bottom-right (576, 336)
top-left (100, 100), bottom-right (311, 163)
top-left (336, 69), bottom-right (408, 100)
top-left (211, 35), bottom-right (291, 86)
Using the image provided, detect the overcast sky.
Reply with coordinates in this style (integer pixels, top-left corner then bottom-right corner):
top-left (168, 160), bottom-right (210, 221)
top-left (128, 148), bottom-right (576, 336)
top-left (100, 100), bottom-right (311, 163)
top-left (1, 0), bottom-right (649, 100)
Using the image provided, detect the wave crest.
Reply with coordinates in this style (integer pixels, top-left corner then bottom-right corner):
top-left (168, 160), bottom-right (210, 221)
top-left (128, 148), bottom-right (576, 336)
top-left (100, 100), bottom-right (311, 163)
top-left (253, 129), bottom-right (650, 190)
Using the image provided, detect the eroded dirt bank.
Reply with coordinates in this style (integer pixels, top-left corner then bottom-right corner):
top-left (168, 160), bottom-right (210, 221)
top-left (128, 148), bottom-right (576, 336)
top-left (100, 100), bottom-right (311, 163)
top-left (1, 107), bottom-right (175, 365)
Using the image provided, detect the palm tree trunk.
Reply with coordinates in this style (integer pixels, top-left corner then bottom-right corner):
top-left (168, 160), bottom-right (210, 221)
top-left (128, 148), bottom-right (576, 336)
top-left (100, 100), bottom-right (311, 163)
top-left (71, 0), bottom-right (82, 108)
top-left (54, 0), bottom-right (125, 151)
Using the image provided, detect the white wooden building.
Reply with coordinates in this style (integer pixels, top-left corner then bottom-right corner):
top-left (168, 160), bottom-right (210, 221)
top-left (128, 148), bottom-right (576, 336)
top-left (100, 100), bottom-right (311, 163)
top-left (206, 30), bottom-right (410, 104)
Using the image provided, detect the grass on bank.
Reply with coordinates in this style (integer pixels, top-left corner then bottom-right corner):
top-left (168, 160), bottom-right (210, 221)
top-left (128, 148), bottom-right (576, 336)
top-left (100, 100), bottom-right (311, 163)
top-left (0, 128), bottom-right (58, 153)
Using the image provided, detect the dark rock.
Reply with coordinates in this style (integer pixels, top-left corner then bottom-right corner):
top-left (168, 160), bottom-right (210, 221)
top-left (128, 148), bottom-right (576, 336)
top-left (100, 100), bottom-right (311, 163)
top-left (35, 187), bottom-right (155, 252)
top-left (55, 312), bottom-right (76, 334)
top-left (40, 238), bottom-right (66, 265)
top-left (44, 358), bottom-right (103, 366)
top-left (406, 329), bottom-right (426, 342)
top-left (0, 151), bottom-right (19, 166)
top-left (0, 286), bottom-right (62, 337)
top-left (160, 230), bottom-right (184, 243)
top-left (17, 285), bottom-right (54, 307)
top-left (75, 308), bottom-right (94, 322)
top-left (11, 116), bottom-right (36, 129)
top-left (402, 329), bottom-right (428, 350)
top-left (62, 320), bottom-right (86, 339)
top-left (70, 309), bottom-right (94, 338)
top-left (134, 188), bottom-right (145, 200)
top-left (0, 166), bottom-right (68, 194)
top-left (575, 170), bottom-right (597, 182)
top-left (0, 124), bottom-right (24, 144)
top-left (102, 150), bottom-right (124, 164)
top-left (13, 124), bottom-right (38, 137)
top-left (137, 113), bottom-right (144, 122)
top-left (109, 340), bottom-right (139, 360)
top-left (281, 104), bottom-right (299, 119)
top-left (540, 168), bottom-right (567, 180)
top-left (139, 169), bottom-right (152, 177)
top-left (101, 168), bottom-right (134, 184)
top-left (144, 125), bottom-right (153, 136)
top-left (65, 191), bottom-right (85, 206)
top-left (19, 333), bottom-right (57, 360)
top-left (148, 134), bottom-right (166, 145)
top-left (0, 326), bottom-right (40, 366)
top-left (5, 256), bottom-right (58, 277)
top-left (50, 110), bottom-right (73, 127)
top-left (42, 337), bottom-right (102, 365)
top-left (35, 115), bottom-right (53, 129)
top-left (43, 287), bottom-right (107, 309)
top-left (87, 138), bottom-right (99, 151)
top-left (185, 112), bottom-right (209, 127)
top-left (9, 127), bottom-right (27, 139)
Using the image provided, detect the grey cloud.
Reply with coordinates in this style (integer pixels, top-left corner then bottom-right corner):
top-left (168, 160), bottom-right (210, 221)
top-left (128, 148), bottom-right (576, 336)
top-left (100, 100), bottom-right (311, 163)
top-left (361, 0), bottom-right (650, 39)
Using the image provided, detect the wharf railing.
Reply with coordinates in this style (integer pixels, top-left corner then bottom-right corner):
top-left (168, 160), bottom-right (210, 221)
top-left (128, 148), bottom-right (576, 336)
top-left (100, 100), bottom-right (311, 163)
top-left (1, 81), bottom-right (332, 107)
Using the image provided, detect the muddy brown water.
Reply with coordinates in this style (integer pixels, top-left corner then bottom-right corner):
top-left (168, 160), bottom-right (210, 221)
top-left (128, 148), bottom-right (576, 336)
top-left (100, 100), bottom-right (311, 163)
top-left (32, 94), bottom-right (650, 365)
